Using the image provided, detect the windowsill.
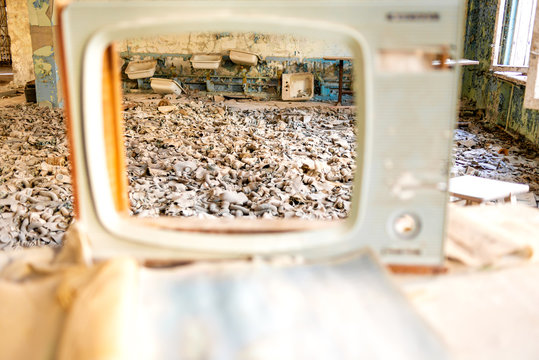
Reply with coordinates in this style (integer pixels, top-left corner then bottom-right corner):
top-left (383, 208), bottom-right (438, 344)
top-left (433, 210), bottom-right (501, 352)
top-left (492, 71), bottom-right (527, 86)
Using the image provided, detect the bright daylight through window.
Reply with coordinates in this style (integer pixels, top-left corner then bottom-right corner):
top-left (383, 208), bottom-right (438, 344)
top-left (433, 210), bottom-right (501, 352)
top-left (493, 0), bottom-right (537, 69)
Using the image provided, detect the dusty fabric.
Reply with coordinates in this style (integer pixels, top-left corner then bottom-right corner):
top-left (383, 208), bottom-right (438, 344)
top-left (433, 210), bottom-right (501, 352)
top-left (446, 204), bottom-right (539, 268)
top-left (0, 223), bottom-right (138, 360)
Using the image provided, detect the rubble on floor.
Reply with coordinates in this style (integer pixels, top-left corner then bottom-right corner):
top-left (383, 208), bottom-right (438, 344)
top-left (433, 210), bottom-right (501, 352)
top-left (124, 98), bottom-right (356, 219)
top-left (0, 96), bottom-right (537, 250)
top-left (0, 105), bottom-right (73, 249)
top-left (451, 122), bottom-right (539, 207)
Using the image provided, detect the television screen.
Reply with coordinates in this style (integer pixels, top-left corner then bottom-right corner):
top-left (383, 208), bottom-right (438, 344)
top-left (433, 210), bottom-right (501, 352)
top-left (119, 32), bottom-right (357, 224)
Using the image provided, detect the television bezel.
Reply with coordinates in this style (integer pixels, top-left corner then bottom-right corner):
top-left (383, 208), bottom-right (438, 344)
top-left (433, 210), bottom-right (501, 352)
top-left (57, 0), bottom-right (462, 265)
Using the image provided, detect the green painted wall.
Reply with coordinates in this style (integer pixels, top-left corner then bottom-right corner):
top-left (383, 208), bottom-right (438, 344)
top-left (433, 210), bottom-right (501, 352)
top-left (120, 32), bottom-right (354, 100)
top-left (461, 0), bottom-right (539, 147)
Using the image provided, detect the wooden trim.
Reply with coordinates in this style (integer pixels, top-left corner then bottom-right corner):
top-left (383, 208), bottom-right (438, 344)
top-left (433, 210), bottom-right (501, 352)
top-left (54, 0), bottom-right (80, 219)
top-left (492, 71), bottom-right (527, 86)
top-left (492, 0), bottom-right (508, 67)
top-left (57, 1), bottom-right (129, 217)
top-left (102, 45), bottom-right (129, 214)
top-left (524, 2), bottom-right (539, 109)
top-left (491, 65), bottom-right (528, 74)
top-left (387, 264), bottom-right (448, 275)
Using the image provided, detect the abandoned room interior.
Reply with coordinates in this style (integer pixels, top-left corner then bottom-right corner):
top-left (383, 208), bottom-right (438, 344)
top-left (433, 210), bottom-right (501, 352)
top-left (0, 0), bottom-right (538, 359)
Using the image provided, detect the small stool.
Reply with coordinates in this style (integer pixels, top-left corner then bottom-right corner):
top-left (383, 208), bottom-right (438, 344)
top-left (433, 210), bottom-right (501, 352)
top-left (449, 175), bottom-right (529, 205)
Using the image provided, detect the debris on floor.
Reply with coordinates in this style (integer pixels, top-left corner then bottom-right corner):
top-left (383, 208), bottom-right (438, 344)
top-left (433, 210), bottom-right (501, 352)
top-left (451, 122), bottom-right (539, 207)
top-left (446, 203), bottom-right (539, 268)
top-left (123, 97), bottom-right (356, 219)
top-left (0, 95), bottom-right (537, 250)
top-left (0, 105), bottom-right (73, 249)
top-left (0, 223), bottom-right (138, 360)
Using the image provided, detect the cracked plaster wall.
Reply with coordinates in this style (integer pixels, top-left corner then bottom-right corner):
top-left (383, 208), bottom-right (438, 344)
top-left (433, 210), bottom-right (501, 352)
top-left (119, 33), bottom-right (351, 60)
top-left (461, 0), bottom-right (539, 147)
top-left (18, 0), bottom-right (353, 106)
top-left (120, 33), bottom-right (353, 99)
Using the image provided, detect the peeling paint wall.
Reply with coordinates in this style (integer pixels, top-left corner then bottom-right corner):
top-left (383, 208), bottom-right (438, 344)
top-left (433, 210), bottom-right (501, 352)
top-left (120, 33), bottom-right (353, 100)
top-left (461, 0), bottom-right (539, 147)
top-left (27, 0), bottom-right (61, 107)
top-left (6, 0), bottom-right (34, 86)
top-left (119, 32), bottom-right (351, 60)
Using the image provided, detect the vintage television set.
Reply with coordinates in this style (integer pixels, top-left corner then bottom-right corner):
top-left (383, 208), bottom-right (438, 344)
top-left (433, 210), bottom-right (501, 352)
top-left (56, 0), bottom-right (463, 267)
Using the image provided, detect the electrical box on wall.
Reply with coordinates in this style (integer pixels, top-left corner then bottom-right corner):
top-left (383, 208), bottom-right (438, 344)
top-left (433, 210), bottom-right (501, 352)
top-left (57, 0), bottom-right (463, 267)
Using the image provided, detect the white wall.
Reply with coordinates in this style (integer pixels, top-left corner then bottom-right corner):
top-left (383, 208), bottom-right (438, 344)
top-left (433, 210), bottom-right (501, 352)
top-left (119, 32), bottom-right (351, 60)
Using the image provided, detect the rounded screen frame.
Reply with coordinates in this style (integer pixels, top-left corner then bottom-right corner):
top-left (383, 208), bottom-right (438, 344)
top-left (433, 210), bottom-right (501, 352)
top-left (79, 13), bottom-right (372, 257)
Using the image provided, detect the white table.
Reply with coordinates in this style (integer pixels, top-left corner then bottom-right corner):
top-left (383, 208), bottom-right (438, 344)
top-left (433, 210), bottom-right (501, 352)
top-left (449, 175), bottom-right (529, 204)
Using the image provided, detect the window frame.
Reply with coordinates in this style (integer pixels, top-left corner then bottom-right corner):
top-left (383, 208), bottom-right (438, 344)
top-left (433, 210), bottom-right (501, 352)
top-left (524, 2), bottom-right (539, 109)
top-left (491, 0), bottom-right (539, 109)
top-left (491, 0), bottom-right (536, 73)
